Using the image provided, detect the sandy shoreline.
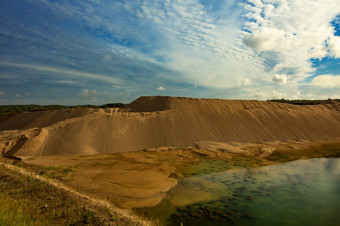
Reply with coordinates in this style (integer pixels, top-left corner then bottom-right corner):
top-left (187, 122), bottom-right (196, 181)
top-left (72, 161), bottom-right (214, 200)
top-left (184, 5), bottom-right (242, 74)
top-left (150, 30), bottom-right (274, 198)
top-left (17, 138), bottom-right (340, 209)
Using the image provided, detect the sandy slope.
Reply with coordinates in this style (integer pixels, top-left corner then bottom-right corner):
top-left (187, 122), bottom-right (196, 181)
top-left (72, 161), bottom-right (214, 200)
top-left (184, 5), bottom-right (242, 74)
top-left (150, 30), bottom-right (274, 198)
top-left (0, 108), bottom-right (94, 130)
top-left (1, 96), bottom-right (340, 157)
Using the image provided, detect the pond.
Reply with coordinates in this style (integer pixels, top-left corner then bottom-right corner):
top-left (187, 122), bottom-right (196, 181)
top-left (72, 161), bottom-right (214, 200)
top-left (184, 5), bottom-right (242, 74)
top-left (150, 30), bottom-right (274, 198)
top-left (136, 158), bottom-right (340, 225)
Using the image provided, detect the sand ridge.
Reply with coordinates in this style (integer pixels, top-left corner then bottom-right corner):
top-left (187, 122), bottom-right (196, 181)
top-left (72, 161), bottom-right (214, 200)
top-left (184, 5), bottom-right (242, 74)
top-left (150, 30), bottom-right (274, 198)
top-left (0, 96), bottom-right (340, 157)
top-left (0, 108), bottom-right (95, 131)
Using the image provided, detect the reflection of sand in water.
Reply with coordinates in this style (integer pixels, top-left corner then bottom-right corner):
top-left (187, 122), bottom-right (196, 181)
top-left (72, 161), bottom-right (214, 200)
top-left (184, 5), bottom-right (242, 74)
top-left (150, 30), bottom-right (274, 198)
top-left (166, 177), bottom-right (227, 207)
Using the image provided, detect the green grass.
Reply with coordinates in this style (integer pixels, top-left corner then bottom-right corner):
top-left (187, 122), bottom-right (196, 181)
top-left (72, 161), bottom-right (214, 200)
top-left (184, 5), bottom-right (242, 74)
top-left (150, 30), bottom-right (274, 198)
top-left (0, 194), bottom-right (33, 225)
top-left (38, 165), bottom-right (78, 180)
top-left (0, 164), bottom-right (97, 225)
top-left (0, 164), bottom-right (142, 225)
top-left (265, 143), bottom-right (340, 162)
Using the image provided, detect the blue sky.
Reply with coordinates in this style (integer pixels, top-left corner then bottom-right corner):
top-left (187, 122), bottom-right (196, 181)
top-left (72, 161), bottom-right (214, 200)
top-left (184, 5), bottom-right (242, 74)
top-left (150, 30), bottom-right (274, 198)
top-left (0, 0), bottom-right (340, 105)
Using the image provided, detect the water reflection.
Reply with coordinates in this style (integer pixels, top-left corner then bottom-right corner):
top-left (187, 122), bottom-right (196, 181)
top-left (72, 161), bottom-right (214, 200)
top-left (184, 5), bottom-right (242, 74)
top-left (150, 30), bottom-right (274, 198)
top-left (137, 158), bottom-right (340, 226)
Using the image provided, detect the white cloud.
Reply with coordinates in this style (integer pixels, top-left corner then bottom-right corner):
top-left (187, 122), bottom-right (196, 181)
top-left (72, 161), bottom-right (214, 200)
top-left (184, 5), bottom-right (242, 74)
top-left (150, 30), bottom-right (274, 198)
top-left (4, 0), bottom-right (340, 102)
top-left (78, 89), bottom-right (89, 98)
top-left (28, 0), bottom-right (262, 90)
top-left (244, 86), bottom-right (297, 100)
top-left (242, 0), bottom-right (340, 83)
top-left (138, 0), bottom-right (220, 52)
top-left (133, 0), bottom-right (340, 93)
top-left (157, 86), bottom-right (165, 91)
top-left (310, 74), bottom-right (340, 88)
top-left (0, 91), bottom-right (5, 97)
top-left (78, 89), bottom-right (99, 98)
top-left (244, 27), bottom-right (288, 51)
top-left (328, 36), bottom-right (340, 58)
top-left (272, 74), bottom-right (287, 84)
top-left (110, 45), bottom-right (160, 65)
top-left (1, 62), bottom-right (121, 85)
top-left (135, 0), bottom-right (261, 89)
top-left (271, 90), bottom-right (286, 99)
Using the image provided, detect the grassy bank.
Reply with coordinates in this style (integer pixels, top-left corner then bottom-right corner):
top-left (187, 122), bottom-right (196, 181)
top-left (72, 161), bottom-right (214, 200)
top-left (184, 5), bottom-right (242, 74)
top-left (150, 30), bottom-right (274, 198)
top-left (0, 162), bottom-right (146, 225)
top-left (1, 140), bottom-right (339, 225)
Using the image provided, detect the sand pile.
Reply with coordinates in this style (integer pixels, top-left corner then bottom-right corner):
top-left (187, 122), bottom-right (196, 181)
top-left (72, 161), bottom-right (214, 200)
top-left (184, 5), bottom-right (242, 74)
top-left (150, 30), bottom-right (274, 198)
top-left (0, 96), bottom-right (340, 157)
top-left (0, 108), bottom-right (94, 130)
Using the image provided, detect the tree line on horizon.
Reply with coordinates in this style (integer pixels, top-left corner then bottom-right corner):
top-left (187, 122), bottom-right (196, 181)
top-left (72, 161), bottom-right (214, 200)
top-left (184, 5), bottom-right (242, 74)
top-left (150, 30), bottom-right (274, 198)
top-left (1, 98), bottom-right (339, 114)
top-left (267, 98), bottom-right (340, 105)
top-left (0, 103), bottom-right (126, 114)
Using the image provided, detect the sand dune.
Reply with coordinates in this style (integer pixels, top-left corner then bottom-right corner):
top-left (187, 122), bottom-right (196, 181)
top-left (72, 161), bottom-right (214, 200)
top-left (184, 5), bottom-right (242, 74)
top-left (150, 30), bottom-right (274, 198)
top-left (0, 108), bottom-right (94, 131)
top-left (1, 96), bottom-right (340, 157)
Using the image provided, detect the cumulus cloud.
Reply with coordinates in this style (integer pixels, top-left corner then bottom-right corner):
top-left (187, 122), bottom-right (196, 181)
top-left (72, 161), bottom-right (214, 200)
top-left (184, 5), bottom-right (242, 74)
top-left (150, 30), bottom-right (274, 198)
top-left (242, 0), bottom-right (340, 82)
top-left (157, 86), bottom-right (165, 91)
top-left (272, 74), bottom-right (287, 84)
top-left (243, 27), bottom-right (288, 51)
top-left (78, 89), bottom-right (89, 98)
top-left (133, 0), bottom-right (340, 92)
top-left (328, 36), bottom-right (340, 58)
top-left (0, 91), bottom-right (5, 97)
top-left (310, 74), bottom-right (340, 88)
top-left (78, 89), bottom-right (99, 98)
top-left (247, 87), bottom-right (303, 100)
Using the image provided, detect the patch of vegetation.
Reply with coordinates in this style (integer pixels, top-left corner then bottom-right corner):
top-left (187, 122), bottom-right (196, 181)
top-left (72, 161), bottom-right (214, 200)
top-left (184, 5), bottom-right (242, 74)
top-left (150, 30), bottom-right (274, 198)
top-left (177, 143), bottom-right (340, 178)
top-left (0, 164), bottom-right (141, 225)
top-left (38, 165), bottom-right (77, 180)
top-left (265, 143), bottom-right (340, 162)
top-left (0, 103), bottom-right (127, 114)
top-left (0, 165), bottom-right (96, 225)
top-left (230, 154), bottom-right (267, 168)
top-left (267, 98), bottom-right (340, 105)
top-left (176, 155), bottom-right (267, 178)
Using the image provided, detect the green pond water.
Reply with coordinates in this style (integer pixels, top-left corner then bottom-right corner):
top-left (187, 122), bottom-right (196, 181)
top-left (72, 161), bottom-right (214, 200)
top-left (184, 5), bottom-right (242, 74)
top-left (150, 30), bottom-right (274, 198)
top-left (136, 158), bottom-right (340, 225)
